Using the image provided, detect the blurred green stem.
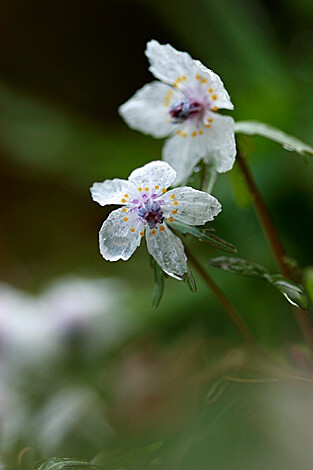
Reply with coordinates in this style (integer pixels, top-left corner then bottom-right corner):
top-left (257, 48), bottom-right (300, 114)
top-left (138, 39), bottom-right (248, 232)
top-left (202, 165), bottom-right (218, 194)
top-left (186, 247), bottom-right (257, 347)
top-left (236, 147), bottom-right (313, 355)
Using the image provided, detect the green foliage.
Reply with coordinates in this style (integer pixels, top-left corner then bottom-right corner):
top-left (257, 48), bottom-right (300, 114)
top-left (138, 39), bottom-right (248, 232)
top-left (150, 256), bottom-right (165, 309)
top-left (235, 121), bottom-right (313, 158)
top-left (304, 267), bottom-right (313, 305)
top-left (209, 256), bottom-right (309, 310)
top-left (91, 442), bottom-right (163, 469)
top-left (34, 458), bottom-right (95, 469)
top-left (171, 220), bottom-right (237, 253)
top-left (183, 266), bottom-right (197, 293)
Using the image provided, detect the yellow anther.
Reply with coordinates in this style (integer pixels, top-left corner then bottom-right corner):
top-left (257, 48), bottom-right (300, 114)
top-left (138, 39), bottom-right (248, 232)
top-left (121, 198), bottom-right (126, 203)
top-left (182, 132), bottom-right (187, 137)
top-left (177, 77), bottom-right (182, 83)
top-left (173, 201), bottom-right (178, 206)
top-left (169, 217), bottom-right (174, 222)
top-left (130, 227), bottom-right (135, 233)
top-left (173, 83), bottom-right (177, 88)
top-left (182, 75), bottom-right (186, 80)
top-left (155, 185), bottom-right (159, 190)
top-left (202, 78), bottom-right (207, 84)
top-left (145, 187), bottom-right (149, 191)
top-left (151, 229), bottom-right (156, 235)
top-left (212, 94), bottom-right (217, 100)
top-left (212, 106), bottom-right (218, 111)
top-left (122, 208), bottom-right (127, 213)
top-left (176, 130), bottom-right (181, 135)
top-left (208, 88), bottom-right (213, 93)
top-left (172, 210), bottom-right (178, 214)
top-left (205, 124), bottom-right (211, 128)
top-left (160, 225), bottom-right (165, 232)
top-left (124, 194), bottom-right (129, 198)
top-left (192, 131), bottom-right (197, 137)
top-left (162, 188), bottom-right (167, 193)
top-left (123, 217), bottom-right (129, 222)
top-left (164, 102), bottom-right (169, 107)
top-left (209, 118), bottom-right (213, 123)
top-left (199, 129), bottom-right (203, 135)
top-left (138, 187), bottom-right (143, 192)
top-left (170, 194), bottom-right (175, 199)
top-left (140, 230), bottom-right (145, 237)
top-left (195, 74), bottom-right (200, 80)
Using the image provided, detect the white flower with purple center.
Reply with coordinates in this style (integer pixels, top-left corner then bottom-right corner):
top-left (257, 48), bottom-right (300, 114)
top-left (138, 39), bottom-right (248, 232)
top-left (90, 161), bottom-right (221, 279)
top-left (119, 40), bottom-right (236, 185)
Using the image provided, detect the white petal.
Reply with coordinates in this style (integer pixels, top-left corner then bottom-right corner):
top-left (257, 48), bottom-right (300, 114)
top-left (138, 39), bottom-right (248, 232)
top-left (99, 208), bottom-right (144, 261)
top-left (90, 179), bottom-right (138, 207)
top-left (163, 187), bottom-right (222, 226)
top-left (203, 114), bottom-right (236, 173)
top-left (128, 161), bottom-right (176, 190)
top-left (119, 81), bottom-right (177, 138)
top-left (162, 127), bottom-right (205, 185)
top-left (145, 40), bottom-right (194, 86)
top-left (146, 225), bottom-right (187, 279)
top-left (194, 60), bottom-right (234, 110)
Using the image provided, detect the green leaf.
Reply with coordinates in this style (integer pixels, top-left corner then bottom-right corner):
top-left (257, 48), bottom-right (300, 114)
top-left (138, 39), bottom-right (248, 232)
top-left (235, 121), bottom-right (313, 157)
top-left (171, 220), bottom-right (237, 253)
top-left (304, 267), bottom-right (313, 305)
top-left (228, 162), bottom-right (252, 208)
top-left (183, 266), bottom-right (197, 293)
top-left (209, 256), bottom-right (309, 310)
top-left (209, 256), bottom-right (269, 280)
top-left (265, 274), bottom-right (309, 310)
top-left (34, 458), bottom-right (95, 469)
top-left (91, 442), bottom-right (163, 468)
top-left (150, 256), bottom-right (165, 309)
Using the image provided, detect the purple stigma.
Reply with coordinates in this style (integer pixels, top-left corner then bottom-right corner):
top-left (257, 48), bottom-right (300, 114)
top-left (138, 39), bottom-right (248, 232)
top-left (169, 99), bottom-right (202, 123)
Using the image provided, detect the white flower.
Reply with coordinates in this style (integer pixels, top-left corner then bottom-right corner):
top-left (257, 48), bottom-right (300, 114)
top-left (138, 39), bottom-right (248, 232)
top-left (119, 40), bottom-right (236, 184)
top-left (90, 161), bottom-right (221, 279)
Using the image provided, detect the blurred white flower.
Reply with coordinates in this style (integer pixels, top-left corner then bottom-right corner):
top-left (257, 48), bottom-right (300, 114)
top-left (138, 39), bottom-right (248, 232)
top-left (119, 40), bottom-right (236, 184)
top-left (91, 161), bottom-right (221, 279)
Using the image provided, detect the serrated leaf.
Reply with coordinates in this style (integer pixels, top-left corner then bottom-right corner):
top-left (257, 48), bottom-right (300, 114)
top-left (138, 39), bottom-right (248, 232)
top-left (171, 220), bottom-right (237, 253)
top-left (150, 256), bottom-right (165, 309)
top-left (209, 256), bottom-right (269, 279)
top-left (34, 458), bottom-right (95, 470)
top-left (235, 121), bottom-right (313, 157)
top-left (183, 266), bottom-right (197, 293)
top-left (264, 274), bottom-right (309, 310)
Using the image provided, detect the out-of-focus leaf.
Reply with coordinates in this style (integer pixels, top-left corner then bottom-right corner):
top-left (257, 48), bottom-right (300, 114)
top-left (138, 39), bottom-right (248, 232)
top-left (183, 266), bottom-right (197, 293)
top-left (150, 256), bottom-right (165, 309)
top-left (34, 458), bottom-right (95, 469)
top-left (91, 442), bottom-right (163, 468)
top-left (235, 121), bottom-right (313, 157)
top-left (209, 257), bottom-right (309, 310)
top-left (228, 163), bottom-right (252, 208)
top-left (265, 274), bottom-right (309, 310)
top-left (171, 221), bottom-right (237, 253)
top-left (209, 256), bottom-right (269, 280)
top-left (304, 267), bottom-right (313, 305)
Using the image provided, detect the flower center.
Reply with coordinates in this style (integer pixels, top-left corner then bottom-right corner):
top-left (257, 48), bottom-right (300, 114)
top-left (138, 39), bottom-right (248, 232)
top-left (169, 99), bottom-right (202, 123)
top-left (138, 201), bottom-right (164, 229)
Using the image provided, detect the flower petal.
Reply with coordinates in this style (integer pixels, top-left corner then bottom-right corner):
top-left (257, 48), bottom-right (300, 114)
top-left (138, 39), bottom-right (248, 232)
top-left (119, 81), bottom-right (176, 138)
top-left (194, 60), bottom-right (234, 110)
top-left (163, 187), bottom-right (222, 226)
top-left (99, 208), bottom-right (144, 261)
top-left (145, 40), bottom-right (194, 86)
top-left (162, 129), bottom-right (204, 185)
top-left (146, 225), bottom-right (187, 279)
top-left (203, 114), bottom-right (236, 173)
top-left (128, 161), bottom-right (176, 190)
top-left (90, 179), bottom-right (138, 207)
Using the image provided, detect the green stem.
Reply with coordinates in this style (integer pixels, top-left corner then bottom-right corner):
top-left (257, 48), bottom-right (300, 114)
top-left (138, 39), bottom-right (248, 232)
top-left (185, 247), bottom-right (257, 347)
top-left (236, 148), bottom-right (313, 355)
top-left (202, 165), bottom-right (218, 194)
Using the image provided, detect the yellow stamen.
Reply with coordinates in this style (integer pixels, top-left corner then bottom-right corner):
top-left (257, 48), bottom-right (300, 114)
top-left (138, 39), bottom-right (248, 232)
top-left (122, 208), bottom-right (127, 213)
top-left (160, 225), bottom-right (165, 232)
top-left (145, 187), bottom-right (149, 192)
top-left (162, 188), bottom-right (167, 193)
top-left (170, 194), bottom-right (175, 199)
top-left (182, 132), bottom-right (187, 137)
top-left (182, 75), bottom-right (186, 80)
top-left (151, 229), bottom-right (156, 235)
top-left (209, 118), bottom-right (213, 123)
top-left (192, 131), bottom-right (197, 137)
top-left (208, 88), bottom-right (213, 93)
top-left (172, 210), bottom-right (178, 214)
top-left (212, 106), bottom-right (218, 111)
top-left (202, 78), bottom-right (207, 84)
top-left (195, 74), bottom-right (200, 80)
top-left (199, 129), bottom-right (203, 135)
top-left (140, 231), bottom-right (145, 237)
top-left (124, 194), bottom-right (129, 198)
top-left (173, 201), bottom-right (178, 206)
top-left (212, 94), bottom-right (217, 100)
top-left (121, 198), bottom-right (126, 203)
top-left (155, 185), bottom-right (159, 190)
top-left (138, 187), bottom-right (143, 192)
top-left (176, 130), bottom-right (181, 135)
top-left (123, 217), bottom-right (129, 222)
top-left (205, 124), bottom-right (211, 128)
top-left (130, 228), bottom-right (135, 233)
top-left (169, 217), bottom-right (174, 222)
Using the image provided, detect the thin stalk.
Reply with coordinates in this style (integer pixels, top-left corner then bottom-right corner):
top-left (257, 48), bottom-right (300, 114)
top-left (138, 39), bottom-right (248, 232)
top-left (201, 165), bottom-right (218, 194)
top-left (185, 247), bottom-right (257, 347)
top-left (236, 148), bottom-right (313, 355)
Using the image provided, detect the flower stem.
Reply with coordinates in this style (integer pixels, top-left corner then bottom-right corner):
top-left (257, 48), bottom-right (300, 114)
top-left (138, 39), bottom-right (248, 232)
top-left (185, 247), bottom-right (257, 347)
top-left (202, 166), bottom-right (218, 194)
top-left (236, 148), bottom-right (313, 355)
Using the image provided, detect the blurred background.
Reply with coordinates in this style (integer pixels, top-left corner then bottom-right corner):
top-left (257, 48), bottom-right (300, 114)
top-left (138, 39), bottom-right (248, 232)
top-left (0, 0), bottom-right (313, 468)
